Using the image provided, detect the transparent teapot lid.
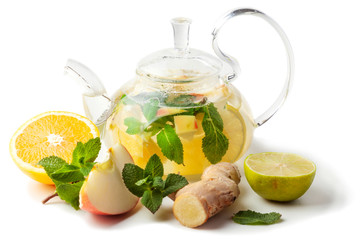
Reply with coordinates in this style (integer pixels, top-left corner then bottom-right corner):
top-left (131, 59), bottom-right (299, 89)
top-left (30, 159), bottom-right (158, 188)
top-left (136, 18), bottom-right (222, 83)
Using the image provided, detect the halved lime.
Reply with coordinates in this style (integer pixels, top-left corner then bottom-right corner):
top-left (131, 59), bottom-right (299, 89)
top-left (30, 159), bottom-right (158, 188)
top-left (244, 152), bottom-right (316, 202)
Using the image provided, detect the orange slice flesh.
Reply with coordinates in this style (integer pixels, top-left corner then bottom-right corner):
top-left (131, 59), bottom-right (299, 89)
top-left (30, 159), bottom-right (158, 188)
top-left (9, 111), bottom-right (99, 184)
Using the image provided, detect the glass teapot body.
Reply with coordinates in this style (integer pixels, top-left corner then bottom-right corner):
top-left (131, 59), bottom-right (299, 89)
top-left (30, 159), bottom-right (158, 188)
top-left (102, 74), bottom-right (255, 177)
top-left (67, 8), bottom-right (294, 178)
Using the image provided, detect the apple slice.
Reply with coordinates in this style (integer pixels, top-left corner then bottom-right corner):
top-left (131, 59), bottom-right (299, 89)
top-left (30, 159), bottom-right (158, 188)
top-left (79, 144), bottom-right (139, 215)
top-left (156, 107), bottom-right (186, 118)
top-left (174, 115), bottom-right (198, 135)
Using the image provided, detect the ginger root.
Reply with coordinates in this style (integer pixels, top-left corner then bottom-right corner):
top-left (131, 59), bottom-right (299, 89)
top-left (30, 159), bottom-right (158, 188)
top-left (172, 162), bottom-right (241, 228)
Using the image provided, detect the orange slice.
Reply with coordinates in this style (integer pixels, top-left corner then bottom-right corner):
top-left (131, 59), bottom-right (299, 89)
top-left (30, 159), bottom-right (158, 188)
top-left (220, 103), bottom-right (246, 162)
top-left (9, 111), bottom-right (99, 184)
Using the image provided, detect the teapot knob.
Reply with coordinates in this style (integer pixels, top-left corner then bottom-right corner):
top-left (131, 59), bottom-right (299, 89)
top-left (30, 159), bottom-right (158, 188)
top-left (171, 17), bottom-right (192, 52)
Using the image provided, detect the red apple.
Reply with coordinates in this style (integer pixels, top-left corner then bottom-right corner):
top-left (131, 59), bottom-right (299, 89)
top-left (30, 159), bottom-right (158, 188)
top-left (79, 144), bottom-right (139, 215)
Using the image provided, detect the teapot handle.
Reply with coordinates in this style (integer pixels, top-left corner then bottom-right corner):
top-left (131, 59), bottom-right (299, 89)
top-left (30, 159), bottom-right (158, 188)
top-left (212, 8), bottom-right (294, 127)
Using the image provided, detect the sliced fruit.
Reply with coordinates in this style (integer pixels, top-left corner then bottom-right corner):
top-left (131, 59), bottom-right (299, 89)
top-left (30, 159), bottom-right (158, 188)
top-left (221, 103), bottom-right (246, 162)
top-left (167, 133), bottom-right (207, 176)
top-left (174, 115), bottom-right (198, 135)
top-left (244, 152), bottom-right (316, 202)
top-left (189, 93), bottom-right (205, 102)
top-left (142, 137), bottom-right (165, 168)
top-left (9, 111), bottom-right (99, 184)
top-left (156, 107), bottom-right (185, 117)
top-left (106, 105), bottom-right (166, 169)
top-left (80, 144), bottom-right (139, 215)
top-left (108, 108), bottom-right (145, 163)
top-left (203, 84), bottom-right (229, 102)
top-left (114, 125), bottom-right (143, 158)
top-left (116, 126), bottom-right (164, 169)
top-left (168, 103), bottom-right (246, 176)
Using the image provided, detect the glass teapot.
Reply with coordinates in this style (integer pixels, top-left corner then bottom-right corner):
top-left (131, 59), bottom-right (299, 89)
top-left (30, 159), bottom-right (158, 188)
top-left (65, 8), bottom-right (294, 178)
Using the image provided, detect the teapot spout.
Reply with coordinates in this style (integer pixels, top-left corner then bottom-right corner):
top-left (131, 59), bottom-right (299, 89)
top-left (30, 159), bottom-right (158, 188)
top-left (64, 59), bottom-right (114, 127)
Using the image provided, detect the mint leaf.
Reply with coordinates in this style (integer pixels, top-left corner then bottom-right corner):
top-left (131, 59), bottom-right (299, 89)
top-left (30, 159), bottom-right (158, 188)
top-left (163, 173), bottom-right (188, 197)
top-left (157, 124), bottom-right (183, 164)
top-left (141, 189), bottom-right (163, 214)
top-left (79, 162), bottom-right (96, 177)
top-left (201, 103), bottom-right (229, 164)
top-left (144, 116), bottom-right (173, 136)
top-left (71, 137), bottom-right (100, 176)
top-left (72, 137), bottom-right (101, 166)
top-left (55, 181), bottom-right (84, 210)
top-left (135, 175), bottom-right (150, 187)
top-left (202, 103), bottom-right (224, 130)
top-left (124, 117), bottom-right (143, 135)
top-left (165, 94), bottom-right (197, 107)
top-left (83, 137), bottom-right (101, 162)
top-left (71, 142), bottom-right (85, 166)
top-left (202, 128), bottom-right (229, 164)
top-left (121, 95), bottom-right (136, 105)
top-left (50, 164), bottom-right (84, 183)
top-left (143, 98), bottom-right (160, 122)
top-left (122, 163), bottom-right (146, 197)
top-left (128, 92), bottom-right (165, 106)
top-left (152, 176), bottom-right (165, 190)
top-left (144, 154), bottom-right (164, 178)
top-left (232, 210), bottom-right (282, 225)
top-left (38, 156), bottom-right (67, 175)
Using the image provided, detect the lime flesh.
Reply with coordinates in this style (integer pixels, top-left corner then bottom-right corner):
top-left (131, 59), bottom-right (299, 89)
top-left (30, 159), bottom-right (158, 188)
top-left (244, 152), bottom-right (316, 202)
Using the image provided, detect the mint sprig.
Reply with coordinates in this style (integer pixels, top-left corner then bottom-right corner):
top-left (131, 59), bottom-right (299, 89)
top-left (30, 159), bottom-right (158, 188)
top-left (121, 93), bottom-right (229, 165)
top-left (232, 210), bottom-right (282, 225)
top-left (122, 154), bottom-right (188, 214)
top-left (38, 137), bottom-right (101, 210)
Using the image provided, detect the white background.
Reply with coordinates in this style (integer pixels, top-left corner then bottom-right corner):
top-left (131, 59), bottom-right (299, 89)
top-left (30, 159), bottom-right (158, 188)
top-left (1, 0), bottom-right (359, 239)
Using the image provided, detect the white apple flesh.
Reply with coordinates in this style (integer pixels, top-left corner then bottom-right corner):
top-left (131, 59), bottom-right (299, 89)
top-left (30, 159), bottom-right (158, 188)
top-left (79, 144), bottom-right (139, 215)
top-left (174, 115), bottom-right (198, 135)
